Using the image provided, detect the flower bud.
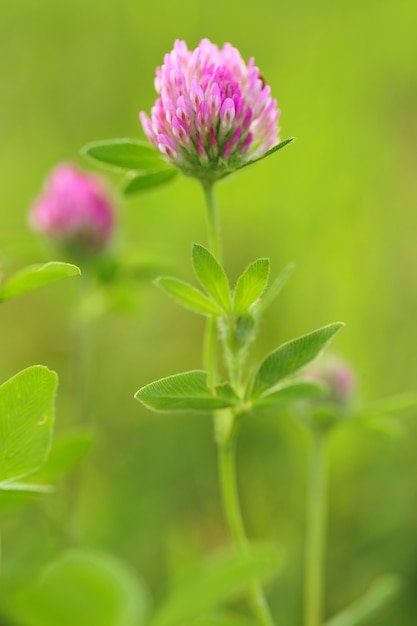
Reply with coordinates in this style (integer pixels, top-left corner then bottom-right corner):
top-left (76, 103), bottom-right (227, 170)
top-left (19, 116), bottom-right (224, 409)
top-left (307, 356), bottom-right (356, 407)
top-left (30, 164), bottom-right (115, 255)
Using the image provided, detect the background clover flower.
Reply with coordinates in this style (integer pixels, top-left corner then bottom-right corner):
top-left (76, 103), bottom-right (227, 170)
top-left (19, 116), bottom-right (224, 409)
top-left (140, 38), bottom-right (281, 182)
top-left (306, 356), bottom-right (356, 407)
top-left (30, 164), bottom-right (115, 254)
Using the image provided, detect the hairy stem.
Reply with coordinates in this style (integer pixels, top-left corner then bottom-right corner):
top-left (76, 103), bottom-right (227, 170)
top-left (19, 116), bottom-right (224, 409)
top-left (204, 317), bottom-right (218, 388)
top-left (202, 182), bottom-right (222, 263)
top-left (219, 438), bottom-right (276, 626)
top-left (202, 182), bottom-right (275, 626)
top-left (305, 429), bottom-right (327, 626)
top-left (201, 182), bottom-right (222, 382)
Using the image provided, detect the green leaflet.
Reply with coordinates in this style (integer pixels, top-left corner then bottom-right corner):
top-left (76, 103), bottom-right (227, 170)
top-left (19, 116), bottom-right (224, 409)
top-left (156, 277), bottom-right (224, 316)
top-left (253, 380), bottom-right (328, 410)
top-left (135, 371), bottom-right (239, 412)
top-left (82, 138), bottom-right (169, 172)
top-left (122, 168), bottom-right (178, 195)
top-left (151, 544), bottom-right (282, 626)
top-left (0, 366), bottom-right (57, 489)
top-left (236, 137), bottom-right (295, 171)
top-left (353, 392), bottom-right (417, 420)
top-left (0, 262), bottom-right (80, 302)
top-left (185, 613), bottom-right (254, 626)
top-left (34, 430), bottom-right (94, 482)
top-left (7, 549), bottom-right (149, 626)
top-left (324, 574), bottom-right (402, 626)
top-left (233, 258), bottom-right (270, 316)
top-left (0, 482), bottom-right (54, 494)
top-left (251, 323), bottom-right (344, 398)
top-left (185, 612), bottom-right (256, 626)
top-left (192, 244), bottom-right (231, 313)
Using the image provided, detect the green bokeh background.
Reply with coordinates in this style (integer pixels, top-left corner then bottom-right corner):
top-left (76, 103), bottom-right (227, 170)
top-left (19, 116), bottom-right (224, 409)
top-left (1, 0), bottom-right (417, 623)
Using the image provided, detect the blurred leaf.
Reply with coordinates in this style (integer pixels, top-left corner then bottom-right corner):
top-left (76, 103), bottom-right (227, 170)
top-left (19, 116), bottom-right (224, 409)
top-left (251, 323), bottom-right (344, 398)
top-left (82, 138), bottom-right (168, 172)
top-left (136, 371), bottom-right (239, 413)
top-left (258, 263), bottom-right (295, 313)
top-left (92, 253), bottom-right (170, 284)
top-left (356, 418), bottom-right (405, 441)
top-left (186, 613), bottom-right (255, 626)
top-left (351, 392), bottom-right (417, 440)
top-left (233, 259), bottom-right (270, 316)
top-left (152, 544), bottom-right (282, 626)
top-left (354, 392), bottom-right (417, 420)
top-left (34, 430), bottom-right (94, 482)
top-left (156, 277), bottom-right (224, 316)
top-left (0, 481), bottom-right (53, 493)
top-left (237, 138), bottom-right (295, 171)
top-left (0, 366), bottom-right (57, 488)
top-left (9, 549), bottom-right (149, 626)
top-left (324, 574), bottom-right (402, 626)
top-left (192, 244), bottom-right (231, 313)
top-left (122, 169), bottom-right (178, 195)
top-left (0, 262), bottom-right (80, 302)
top-left (77, 252), bottom-right (172, 319)
top-left (253, 380), bottom-right (328, 410)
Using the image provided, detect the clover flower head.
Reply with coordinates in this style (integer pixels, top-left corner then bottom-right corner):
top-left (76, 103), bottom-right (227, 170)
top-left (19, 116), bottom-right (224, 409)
top-left (30, 165), bottom-right (115, 254)
top-left (307, 356), bottom-right (356, 407)
top-left (139, 39), bottom-right (281, 182)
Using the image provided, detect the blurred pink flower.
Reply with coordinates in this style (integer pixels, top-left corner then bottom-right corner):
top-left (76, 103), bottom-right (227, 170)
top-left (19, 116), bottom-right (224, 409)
top-left (30, 165), bottom-right (115, 253)
top-left (140, 39), bottom-right (281, 182)
top-left (307, 356), bottom-right (356, 406)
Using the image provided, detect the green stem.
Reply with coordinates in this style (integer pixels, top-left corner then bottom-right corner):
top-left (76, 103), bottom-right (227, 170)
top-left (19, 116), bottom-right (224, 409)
top-left (201, 181), bottom-right (222, 381)
top-left (201, 182), bottom-right (275, 626)
top-left (204, 317), bottom-right (218, 387)
top-left (305, 429), bottom-right (327, 626)
top-left (202, 182), bottom-right (222, 263)
top-left (66, 272), bottom-right (93, 544)
top-left (218, 440), bottom-right (247, 552)
top-left (219, 439), bottom-right (275, 626)
top-left (71, 274), bottom-right (93, 425)
top-left (223, 321), bottom-right (245, 397)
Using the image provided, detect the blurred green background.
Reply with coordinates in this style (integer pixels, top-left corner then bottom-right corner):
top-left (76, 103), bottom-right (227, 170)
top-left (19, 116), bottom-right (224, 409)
top-left (1, 0), bottom-right (417, 623)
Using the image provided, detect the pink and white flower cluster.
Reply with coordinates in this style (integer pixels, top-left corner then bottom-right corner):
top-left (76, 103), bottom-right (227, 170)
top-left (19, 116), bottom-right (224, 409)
top-left (307, 357), bottom-right (356, 407)
top-left (140, 39), bottom-right (281, 182)
top-left (30, 165), bottom-right (114, 253)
